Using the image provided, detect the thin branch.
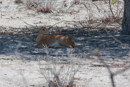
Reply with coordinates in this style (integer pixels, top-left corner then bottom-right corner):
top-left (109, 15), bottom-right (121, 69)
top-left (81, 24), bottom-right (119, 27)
top-left (94, 49), bottom-right (115, 87)
top-left (113, 66), bottom-right (130, 76)
top-left (38, 60), bottom-right (49, 83)
top-left (109, 0), bottom-right (115, 18)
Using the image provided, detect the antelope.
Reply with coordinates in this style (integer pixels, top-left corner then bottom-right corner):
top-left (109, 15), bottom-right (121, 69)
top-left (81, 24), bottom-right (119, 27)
top-left (36, 27), bottom-right (75, 48)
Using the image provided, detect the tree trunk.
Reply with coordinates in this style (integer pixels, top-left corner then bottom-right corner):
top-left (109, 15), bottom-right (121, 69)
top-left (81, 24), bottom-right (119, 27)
top-left (122, 0), bottom-right (130, 35)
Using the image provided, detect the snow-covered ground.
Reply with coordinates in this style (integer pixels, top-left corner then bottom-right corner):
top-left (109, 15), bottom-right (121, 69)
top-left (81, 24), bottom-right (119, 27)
top-left (0, 0), bottom-right (130, 87)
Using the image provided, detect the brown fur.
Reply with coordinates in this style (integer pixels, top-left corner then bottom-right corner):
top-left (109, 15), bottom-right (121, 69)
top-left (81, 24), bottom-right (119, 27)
top-left (36, 27), bottom-right (75, 48)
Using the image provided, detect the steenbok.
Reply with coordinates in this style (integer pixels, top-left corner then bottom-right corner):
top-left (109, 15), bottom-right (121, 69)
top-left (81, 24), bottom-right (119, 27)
top-left (36, 27), bottom-right (75, 48)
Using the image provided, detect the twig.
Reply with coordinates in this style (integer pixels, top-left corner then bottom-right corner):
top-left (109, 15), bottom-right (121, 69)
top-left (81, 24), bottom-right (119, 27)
top-left (94, 49), bottom-right (115, 87)
top-left (108, 0), bottom-right (122, 25)
top-left (15, 42), bottom-right (29, 87)
top-left (104, 28), bottom-right (124, 46)
top-left (20, 19), bottom-right (70, 30)
top-left (113, 66), bottom-right (130, 75)
top-left (108, 0), bottom-right (115, 18)
top-left (48, 20), bottom-right (66, 29)
top-left (38, 60), bottom-right (49, 83)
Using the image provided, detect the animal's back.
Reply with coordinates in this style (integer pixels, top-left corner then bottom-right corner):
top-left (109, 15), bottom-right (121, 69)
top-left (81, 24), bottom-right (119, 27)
top-left (40, 35), bottom-right (75, 48)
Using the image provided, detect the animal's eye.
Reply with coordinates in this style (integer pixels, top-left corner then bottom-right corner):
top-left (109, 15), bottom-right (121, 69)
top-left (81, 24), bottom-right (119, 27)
top-left (42, 28), bottom-right (45, 31)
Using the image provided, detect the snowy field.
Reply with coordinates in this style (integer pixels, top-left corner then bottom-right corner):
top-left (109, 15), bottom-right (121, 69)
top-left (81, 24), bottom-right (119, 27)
top-left (0, 0), bottom-right (130, 87)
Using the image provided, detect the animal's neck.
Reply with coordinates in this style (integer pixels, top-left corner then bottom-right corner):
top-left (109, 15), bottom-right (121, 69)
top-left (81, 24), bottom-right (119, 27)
top-left (36, 33), bottom-right (43, 44)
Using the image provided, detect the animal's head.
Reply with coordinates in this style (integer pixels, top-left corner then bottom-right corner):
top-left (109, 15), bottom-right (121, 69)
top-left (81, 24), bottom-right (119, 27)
top-left (38, 26), bottom-right (49, 34)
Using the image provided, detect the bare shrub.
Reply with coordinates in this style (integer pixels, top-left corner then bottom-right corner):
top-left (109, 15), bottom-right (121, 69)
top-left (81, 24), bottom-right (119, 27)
top-left (38, 49), bottom-right (80, 87)
top-left (22, 0), bottom-right (57, 13)
top-left (93, 49), bottom-right (130, 87)
top-left (14, 0), bottom-right (23, 3)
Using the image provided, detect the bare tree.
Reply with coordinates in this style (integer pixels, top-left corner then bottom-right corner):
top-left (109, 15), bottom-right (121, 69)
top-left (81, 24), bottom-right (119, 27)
top-left (122, 0), bottom-right (130, 35)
